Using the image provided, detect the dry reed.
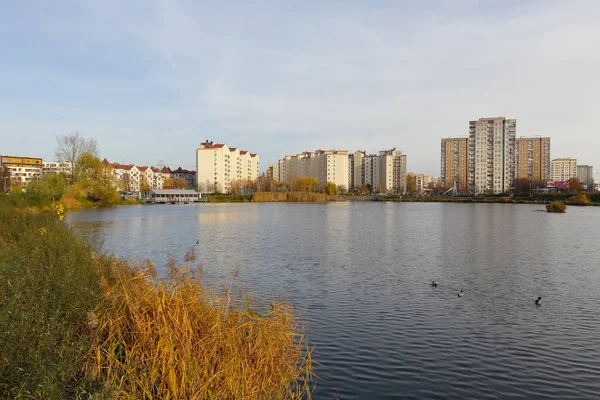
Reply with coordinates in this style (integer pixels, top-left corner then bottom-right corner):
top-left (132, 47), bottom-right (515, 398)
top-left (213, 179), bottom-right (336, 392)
top-left (85, 255), bottom-right (314, 399)
top-left (253, 192), bottom-right (328, 203)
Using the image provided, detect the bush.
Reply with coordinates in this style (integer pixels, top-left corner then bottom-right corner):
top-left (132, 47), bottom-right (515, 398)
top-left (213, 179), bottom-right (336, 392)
top-left (547, 201), bottom-right (567, 213)
top-left (253, 192), bottom-right (328, 202)
top-left (567, 193), bottom-right (591, 206)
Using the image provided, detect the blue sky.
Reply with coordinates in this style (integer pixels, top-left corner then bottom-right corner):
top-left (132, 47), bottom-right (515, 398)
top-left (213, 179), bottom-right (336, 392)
top-left (1, 0), bottom-right (599, 175)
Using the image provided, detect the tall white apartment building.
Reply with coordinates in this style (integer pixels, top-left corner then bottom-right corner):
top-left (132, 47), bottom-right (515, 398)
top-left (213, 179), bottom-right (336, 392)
top-left (196, 141), bottom-right (259, 193)
top-left (348, 148), bottom-right (407, 193)
top-left (275, 150), bottom-right (349, 189)
top-left (468, 117), bottom-right (516, 194)
top-left (577, 165), bottom-right (594, 186)
top-left (551, 158), bottom-right (577, 182)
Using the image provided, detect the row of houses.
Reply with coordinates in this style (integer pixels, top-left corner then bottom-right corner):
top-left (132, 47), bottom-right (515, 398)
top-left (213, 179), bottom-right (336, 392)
top-left (102, 160), bottom-right (197, 192)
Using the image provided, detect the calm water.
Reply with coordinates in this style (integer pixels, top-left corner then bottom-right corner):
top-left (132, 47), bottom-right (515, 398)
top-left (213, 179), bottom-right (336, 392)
top-left (67, 202), bottom-right (600, 399)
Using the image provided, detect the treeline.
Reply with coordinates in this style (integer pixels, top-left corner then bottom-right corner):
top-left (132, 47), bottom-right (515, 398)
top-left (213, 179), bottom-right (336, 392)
top-left (224, 176), bottom-right (342, 196)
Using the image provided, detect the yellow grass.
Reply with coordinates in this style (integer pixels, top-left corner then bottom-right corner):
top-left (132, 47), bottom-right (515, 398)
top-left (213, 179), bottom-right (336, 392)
top-left (253, 192), bottom-right (329, 202)
top-left (84, 254), bottom-right (314, 399)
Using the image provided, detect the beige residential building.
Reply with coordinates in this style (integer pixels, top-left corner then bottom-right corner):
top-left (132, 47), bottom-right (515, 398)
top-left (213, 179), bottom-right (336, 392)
top-left (276, 149), bottom-right (349, 189)
top-left (348, 148), bottom-right (407, 193)
top-left (1, 155), bottom-right (43, 188)
top-left (551, 158), bottom-right (577, 182)
top-left (469, 117), bottom-right (516, 194)
top-left (516, 137), bottom-right (551, 182)
top-left (196, 141), bottom-right (260, 193)
top-left (440, 137), bottom-right (469, 193)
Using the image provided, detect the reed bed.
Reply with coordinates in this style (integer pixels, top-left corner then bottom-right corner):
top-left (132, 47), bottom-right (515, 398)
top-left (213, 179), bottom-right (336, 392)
top-left (85, 255), bottom-right (314, 399)
top-left (253, 192), bottom-right (328, 202)
top-left (0, 199), bottom-right (315, 399)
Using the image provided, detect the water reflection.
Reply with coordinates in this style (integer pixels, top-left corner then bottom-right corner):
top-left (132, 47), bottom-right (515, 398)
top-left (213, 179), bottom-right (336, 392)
top-left (67, 203), bottom-right (600, 399)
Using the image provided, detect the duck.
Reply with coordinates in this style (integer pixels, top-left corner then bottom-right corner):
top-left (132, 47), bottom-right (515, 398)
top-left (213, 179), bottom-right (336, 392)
top-left (535, 297), bottom-right (542, 305)
top-left (431, 281), bottom-right (438, 287)
top-left (458, 290), bottom-right (464, 297)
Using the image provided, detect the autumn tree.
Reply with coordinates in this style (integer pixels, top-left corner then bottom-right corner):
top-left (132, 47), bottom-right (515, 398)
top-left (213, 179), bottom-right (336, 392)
top-left (569, 178), bottom-right (582, 193)
top-left (514, 178), bottom-right (532, 195)
top-left (337, 185), bottom-right (348, 195)
top-left (140, 175), bottom-right (151, 191)
top-left (163, 177), bottom-right (175, 189)
top-left (55, 132), bottom-right (98, 180)
top-left (325, 182), bottom-right (338, 196)
top-left (1, 166), bottom-right (10, 192)
top-left (174, 177), bottom-right (188, 189)
top-left (406, 175), bottom-right (417, 194)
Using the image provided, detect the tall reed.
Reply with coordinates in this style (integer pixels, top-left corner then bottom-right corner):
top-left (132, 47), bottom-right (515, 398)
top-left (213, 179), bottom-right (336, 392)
top-left (85, 255), bottom-right (314, 399)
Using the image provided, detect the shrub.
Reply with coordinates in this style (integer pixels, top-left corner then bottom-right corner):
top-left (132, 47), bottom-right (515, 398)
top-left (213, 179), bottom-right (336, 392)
top-left (567, 193), bottom-right (591, 206)
top-left (253, 192), bottom-right (328, 202)
top-left (546, 201), bottom-right (566, 213)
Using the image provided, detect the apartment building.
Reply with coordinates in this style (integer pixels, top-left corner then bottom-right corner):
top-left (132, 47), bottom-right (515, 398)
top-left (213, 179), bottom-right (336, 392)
top-left (468, 117), bottom-right (516, 194)
top-left (266, 163), bottom-right (280, 181)
top-left (42, 161), bottom-right (73, 175)
top-left (276, 149), bottom-right (349, 189)
top-left (1, 155), bottom-right (43, 187)
top-left (170, 167), bottom-right (197, 188)
top-left (516, 137), bottom-right (551, 182)
top-left (577, 165), bottom-right (594, 186)
top-left (348, 148), bottom-right (407, 193)
top-left (551, 158), bottom-right (577, 182)
top-left (196, 141), bottom-right (260, 194)
top-left (440, 137), bottom-right (469, 193)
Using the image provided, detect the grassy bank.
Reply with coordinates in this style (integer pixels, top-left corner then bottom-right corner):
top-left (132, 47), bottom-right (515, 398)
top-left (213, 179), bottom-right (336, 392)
top-left (0, 199), bottom-right (313, 399)
top-left (253, 192), bottom-right (329, 202)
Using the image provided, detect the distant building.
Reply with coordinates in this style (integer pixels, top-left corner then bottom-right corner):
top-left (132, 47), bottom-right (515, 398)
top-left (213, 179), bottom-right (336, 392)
top-left (516, 136), bottom-right (551, 182)
top-left (266, 163), bottom-right (280, 181)
top-left (277, 149), bottom-right (349, 190)
top-left (1, 155), bottom-right (43, 187)
top-left (440, 137), bottom-right (469, 193)
top-left (102, 159), bottom-right (164, 192)
top-left (577, 165), bottom-right (594, 186)
top-left (42, 161), bottom-right (73, 175)
top-left (551, 158), bottom-right (577, 182)
top-left (408, 173), bottom-right (434, 194)
top-left (196, 141), bottom-right (259, 194)
top-left (348, 148), bottom-right (407, 193)
top-left (469, 117), bottom-right (516, 194)
top-left (170, 167), bottom-right (197, 188)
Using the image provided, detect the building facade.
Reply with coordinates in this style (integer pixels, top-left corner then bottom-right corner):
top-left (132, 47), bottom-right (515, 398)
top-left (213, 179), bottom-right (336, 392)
top-left (576, 165), bottom-right (594, 186)
top-left (516, 137), bottom-right (551, 182)
top-left (1, 155), bottom-right (43, 188)
top-left (42, 161), bottom-right (73, 175)
top-left (468, 117), bottom-right (516, 194)
top-left (440, 137), bottom-right (469, 193)
top-left (196, 141), bottom-right (260, 194)
top-left (347, 148), bottom-right (407, 193)
top-left (551, 158), bottom-right (577, 182)
top-left (276, 150), bottom-right (349, 189)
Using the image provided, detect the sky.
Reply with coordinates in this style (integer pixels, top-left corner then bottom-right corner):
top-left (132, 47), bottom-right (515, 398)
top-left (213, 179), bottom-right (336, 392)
top-left (1, 0), bottom-right (599, 176)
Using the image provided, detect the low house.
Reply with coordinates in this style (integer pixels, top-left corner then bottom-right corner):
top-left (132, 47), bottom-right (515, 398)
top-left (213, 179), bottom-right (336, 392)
top-left (141, 189), bottom-right (202, 204)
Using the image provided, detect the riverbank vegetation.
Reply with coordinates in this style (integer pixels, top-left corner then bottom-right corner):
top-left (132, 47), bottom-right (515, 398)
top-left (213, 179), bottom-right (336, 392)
top-left (0, 202), bottom-right (314, 399)
top-left (253, 192), bottom-right (329, 202)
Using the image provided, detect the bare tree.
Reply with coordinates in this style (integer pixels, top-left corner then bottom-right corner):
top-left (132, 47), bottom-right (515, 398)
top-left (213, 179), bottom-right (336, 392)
top-left (55, 132), bottom-right (99, 178)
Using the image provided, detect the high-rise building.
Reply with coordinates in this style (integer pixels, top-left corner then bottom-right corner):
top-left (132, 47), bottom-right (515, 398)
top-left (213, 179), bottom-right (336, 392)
top-left (196, 141), bottom-right (259, 193)
top-left (277, 150), bottom-right (349, 189)
top-left (440, 137), bottom-right (469, 193)
top-left (348, 148), bottom-right (407, 193)
top-left (516, 137), bottom-right (551, 182)
top-left (468, 117), bottom-right (516, 194)
top-left (551, 158), bottom-right (577, 182)
top-left (576, 165), bottom-right (594, 186)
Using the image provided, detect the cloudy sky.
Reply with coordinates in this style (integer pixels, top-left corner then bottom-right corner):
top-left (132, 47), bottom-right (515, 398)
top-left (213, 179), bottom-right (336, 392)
top-left (1, 0), bottom-right (599, 175)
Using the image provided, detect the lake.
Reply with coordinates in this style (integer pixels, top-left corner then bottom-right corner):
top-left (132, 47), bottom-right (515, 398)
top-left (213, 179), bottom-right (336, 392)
top-left (67, 202), bottom-right (600, 399)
